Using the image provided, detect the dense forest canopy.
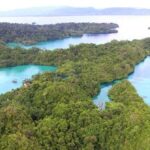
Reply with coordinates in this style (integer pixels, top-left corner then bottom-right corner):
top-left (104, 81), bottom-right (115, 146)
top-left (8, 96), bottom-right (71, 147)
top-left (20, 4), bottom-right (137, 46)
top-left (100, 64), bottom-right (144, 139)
top-left (0, 22), bottom-right (118, 45)
top-left (0, 38), bottom-right (150, 149)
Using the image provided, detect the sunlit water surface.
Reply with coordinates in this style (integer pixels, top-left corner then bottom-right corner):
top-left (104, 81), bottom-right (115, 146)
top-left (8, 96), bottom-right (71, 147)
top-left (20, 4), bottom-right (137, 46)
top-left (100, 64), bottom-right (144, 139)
top-left (0, 65), bottom-right (56, 94)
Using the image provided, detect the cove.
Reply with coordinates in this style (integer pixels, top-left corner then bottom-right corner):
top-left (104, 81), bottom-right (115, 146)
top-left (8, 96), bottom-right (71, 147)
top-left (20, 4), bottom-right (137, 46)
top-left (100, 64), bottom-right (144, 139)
top-left (0, 65), bottom-right (57, 94)
top-left (94, 56), bottom-right (150, 106)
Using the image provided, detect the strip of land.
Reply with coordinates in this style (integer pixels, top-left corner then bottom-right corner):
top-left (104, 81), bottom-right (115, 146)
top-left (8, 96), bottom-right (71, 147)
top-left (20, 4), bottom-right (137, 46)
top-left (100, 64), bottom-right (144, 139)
top-left (0, 22), bottom-right (118, 45)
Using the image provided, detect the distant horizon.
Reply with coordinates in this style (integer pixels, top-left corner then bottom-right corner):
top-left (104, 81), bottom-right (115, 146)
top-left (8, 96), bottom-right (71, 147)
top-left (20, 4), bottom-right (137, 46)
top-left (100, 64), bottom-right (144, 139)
top-left (1, 0), bottom-right (150, 11)
top-left (1, 7), bottom-right (150, 17)
top-left (1, 6), bottom-right (150, 12)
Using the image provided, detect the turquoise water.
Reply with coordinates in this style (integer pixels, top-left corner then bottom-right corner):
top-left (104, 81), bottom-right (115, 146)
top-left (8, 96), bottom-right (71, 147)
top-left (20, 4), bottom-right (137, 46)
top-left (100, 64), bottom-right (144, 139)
top-left (0, 65), bottom-right (56, 94)
top-left (7, 36), bottom-right (83, 50)
top-left (7, 34), bottom-right (117, 50)
top-left (94, 56), bottom-right (150, 106)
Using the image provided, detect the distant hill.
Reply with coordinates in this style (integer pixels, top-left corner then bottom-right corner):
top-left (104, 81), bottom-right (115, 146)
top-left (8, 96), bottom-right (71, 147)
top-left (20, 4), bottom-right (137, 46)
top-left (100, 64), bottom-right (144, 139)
top-left (99, 8), bottom-right (150, 15)
top-left (1, 7), bottom-right (150, 16)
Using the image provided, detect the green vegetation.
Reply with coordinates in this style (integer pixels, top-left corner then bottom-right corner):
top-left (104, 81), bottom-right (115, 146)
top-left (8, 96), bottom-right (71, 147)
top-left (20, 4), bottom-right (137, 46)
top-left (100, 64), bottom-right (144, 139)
top-left (0, 23), bottom-right (118, 45)
top-left (0, 38), bottom-right (150, 149)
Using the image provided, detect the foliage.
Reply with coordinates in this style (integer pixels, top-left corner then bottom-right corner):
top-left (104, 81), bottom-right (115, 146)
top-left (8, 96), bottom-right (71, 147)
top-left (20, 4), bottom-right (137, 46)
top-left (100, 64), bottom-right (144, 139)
top-left (0, 38), bottom-right (150, 149)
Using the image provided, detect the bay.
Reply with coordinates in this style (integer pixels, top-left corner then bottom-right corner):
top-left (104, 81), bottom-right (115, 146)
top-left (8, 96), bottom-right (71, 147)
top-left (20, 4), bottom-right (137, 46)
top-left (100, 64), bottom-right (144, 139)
top-left (0, 65), bottom-right (56, 94)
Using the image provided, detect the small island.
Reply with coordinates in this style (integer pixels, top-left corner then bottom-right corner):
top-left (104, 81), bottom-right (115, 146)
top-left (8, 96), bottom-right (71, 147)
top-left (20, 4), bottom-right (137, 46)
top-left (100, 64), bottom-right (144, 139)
top-left (0, 22), bottom-right (118, 45)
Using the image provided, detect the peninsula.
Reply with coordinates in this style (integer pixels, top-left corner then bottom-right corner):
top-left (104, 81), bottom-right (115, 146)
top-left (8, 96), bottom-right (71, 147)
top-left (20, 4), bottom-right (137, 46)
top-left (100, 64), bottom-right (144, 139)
top-left (0, 22), bottom-right (118, 45)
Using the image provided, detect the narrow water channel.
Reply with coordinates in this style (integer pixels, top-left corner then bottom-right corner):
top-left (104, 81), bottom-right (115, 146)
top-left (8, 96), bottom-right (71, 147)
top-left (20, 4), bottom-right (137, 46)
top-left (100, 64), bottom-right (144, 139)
top-left (94, 56), bottom-right (150, 106)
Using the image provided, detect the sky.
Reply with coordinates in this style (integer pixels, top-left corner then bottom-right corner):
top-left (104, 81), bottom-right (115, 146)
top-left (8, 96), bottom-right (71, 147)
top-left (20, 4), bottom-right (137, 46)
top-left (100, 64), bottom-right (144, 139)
top-left (1, 0), bottom-right (150, 11)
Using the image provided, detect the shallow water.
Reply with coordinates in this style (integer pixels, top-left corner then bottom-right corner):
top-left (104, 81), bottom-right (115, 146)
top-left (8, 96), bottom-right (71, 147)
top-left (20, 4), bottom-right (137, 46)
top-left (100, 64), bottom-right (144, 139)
top-left (0, 65), bottom-right (56, 94)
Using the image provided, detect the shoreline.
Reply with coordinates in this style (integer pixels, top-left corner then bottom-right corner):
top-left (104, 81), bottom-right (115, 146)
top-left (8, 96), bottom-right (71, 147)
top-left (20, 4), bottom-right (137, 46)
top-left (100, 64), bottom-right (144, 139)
top-left (93, 55), bottom-right (150, 106)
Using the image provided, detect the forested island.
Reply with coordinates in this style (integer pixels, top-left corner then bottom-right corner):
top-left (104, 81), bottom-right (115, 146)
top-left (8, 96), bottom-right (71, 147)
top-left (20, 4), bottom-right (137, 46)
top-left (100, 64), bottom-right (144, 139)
top-left (0, 38), bottom-right (150, 149)
top-left (0, 23), bottom-right (118, 45)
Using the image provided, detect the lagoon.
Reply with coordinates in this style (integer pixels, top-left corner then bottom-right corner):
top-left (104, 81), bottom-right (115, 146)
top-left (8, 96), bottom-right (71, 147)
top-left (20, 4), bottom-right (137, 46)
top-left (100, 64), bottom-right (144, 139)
top-left (0, 65), bottom-right (56, 94)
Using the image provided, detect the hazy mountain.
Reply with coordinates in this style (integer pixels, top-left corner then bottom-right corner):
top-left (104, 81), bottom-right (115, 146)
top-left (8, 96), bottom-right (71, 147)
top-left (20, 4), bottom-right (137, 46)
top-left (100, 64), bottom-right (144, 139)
top-left (1, 7), bottom-right (150, 16)
top-left (99, 8), bottom-right (150, 15)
